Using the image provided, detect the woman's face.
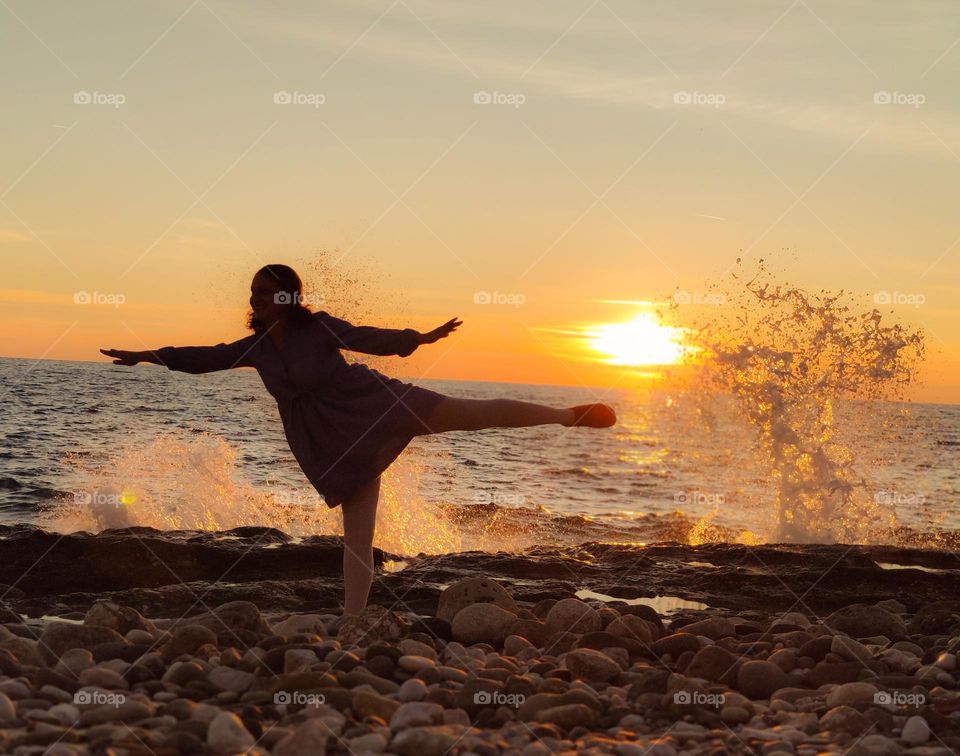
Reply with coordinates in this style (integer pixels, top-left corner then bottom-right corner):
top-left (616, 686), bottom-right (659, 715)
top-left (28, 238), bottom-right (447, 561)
top-left (249, 271), bottom-right (288, 323)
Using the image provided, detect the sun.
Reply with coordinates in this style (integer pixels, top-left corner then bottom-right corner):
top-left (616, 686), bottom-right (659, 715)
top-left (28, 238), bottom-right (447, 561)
top-left (586, 312), bottom-right (689, 367)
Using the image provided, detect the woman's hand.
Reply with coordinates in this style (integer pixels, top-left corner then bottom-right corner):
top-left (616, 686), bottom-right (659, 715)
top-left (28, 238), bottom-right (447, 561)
top-left (100, 348), bottom-right (147, 366)
top-left (418, 318), bottom-right (462, 345)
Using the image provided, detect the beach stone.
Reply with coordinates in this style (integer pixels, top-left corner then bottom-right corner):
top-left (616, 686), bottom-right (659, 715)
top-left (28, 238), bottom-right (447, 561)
top-left (352, 690), bottom-right (402, 721)
top-left (436, 577), bottom-right (518, 622)
top-left (283, 648), bottom-right (316, 674)
top-left (398, 638), bottom-right (438, 661)
top-left (535, 702), bottom-right (596, 730)
top-left (564, 648), bottom-right (621, 682)
top-left (272, 718), bottom-right (330, 756)
top-left (720, 705), bottom-right (750, 724)
top-left (47, 703), bottom-right (80, 726)
top-left (398, 654), bottom-right (436, 673)
top-left (545, 599), bottom-right (601, 636)
top-left (451, 603), bottom-right (515, 647)
top-left (83, 601), bottom-right (154, 635)
top-left (78, 667), bottom-right (127, 689)
top-left (606, 615), bottom-right (656, 644)
top-left (680, 617), bottom-right (737, 640)
top-left (0, 692), bottom-right (15, 721)
top-left (504, 634), bottom-right (535, 657)
top-left (848, 734), bottom-right (899, 755)
top-left (825, 682), bottom-right (878, 709)
top-left (271, 614), bottom-right (326, 637)
top-left (686, 644), bottom-right (738, 685)
top-left (819, 705), bottom-right (869, 735)
top-left (767, 648), bottom-right (798, 672)
top-left (901, 715), bottom-right (930, 744)
top-left (398, 678), bottom-right (428, 702)
top-left (207, 710), bottom-right (255, 753)
top-left (207, 665), bottom-right (255, 693)
top-left (1, 636), bottom-right (43, 667)
top-left (507, 618), bottom-right (551, 647)
top-left (38, 622), bottom-right (127, 665)
top-left (824, 605), bottom-right (906, 641)
top-left (348, 732), bottom-right (388, 753)
top-left (78, 700), bottom-right (153, 726)
top-left (391, 725), bottom-right (462, 756)
top-left (390, 701), bottom-right (445, 730)
top-left (160, 625), bottom-right (218, 662)
top-left (651, 633), bottom-right (700, 659)
top-left (737, 660), bottom-right (791, 699)
top-left (337, 605), bottom-right (405, 647)
top-left (831, 635), bottom-right (874, 664)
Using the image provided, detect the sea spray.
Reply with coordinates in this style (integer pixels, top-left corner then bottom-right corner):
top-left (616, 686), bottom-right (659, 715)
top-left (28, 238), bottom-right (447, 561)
top-left (44, 431), bottom-right (546, 555)
top-left (666, 260), bottom-right (925, 543)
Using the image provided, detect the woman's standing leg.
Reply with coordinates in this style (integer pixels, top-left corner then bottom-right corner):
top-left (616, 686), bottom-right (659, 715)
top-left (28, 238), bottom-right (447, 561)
top-left (340, 475), bottom-right (382, 614)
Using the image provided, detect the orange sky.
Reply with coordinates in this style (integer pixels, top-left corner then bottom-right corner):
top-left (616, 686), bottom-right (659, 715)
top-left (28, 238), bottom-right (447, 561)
top-left (2, 1), bottom-right (958, 402)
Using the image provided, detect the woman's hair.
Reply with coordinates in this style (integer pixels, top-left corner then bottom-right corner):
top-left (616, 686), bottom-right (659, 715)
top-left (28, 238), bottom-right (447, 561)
top-left (247, 263), bottom-right (315, 332)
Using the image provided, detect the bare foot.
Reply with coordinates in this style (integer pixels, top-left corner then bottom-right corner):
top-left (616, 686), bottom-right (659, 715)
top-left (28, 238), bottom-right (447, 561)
top-left (565, 403), bottom-right (617, 428)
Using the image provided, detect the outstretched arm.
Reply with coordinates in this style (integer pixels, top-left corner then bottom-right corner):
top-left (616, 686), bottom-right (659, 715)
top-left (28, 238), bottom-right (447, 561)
top-left (100, 335), bottom-right (258, 374)
top-left (315, 312), bottom-right (461, 357)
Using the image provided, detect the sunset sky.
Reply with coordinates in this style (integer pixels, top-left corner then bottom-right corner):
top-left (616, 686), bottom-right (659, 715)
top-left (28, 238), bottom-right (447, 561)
top-left (2, 1), bottom-right (959, 402)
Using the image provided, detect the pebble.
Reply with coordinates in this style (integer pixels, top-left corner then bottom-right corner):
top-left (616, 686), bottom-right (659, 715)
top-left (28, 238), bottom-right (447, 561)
top-left (206, 711), bottom-right (255, 754)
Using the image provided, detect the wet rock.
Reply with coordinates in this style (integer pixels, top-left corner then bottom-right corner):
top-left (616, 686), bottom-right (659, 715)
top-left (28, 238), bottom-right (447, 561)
top-left (545, 599), bottom-right (601, 636)
top-left (436, 577), bottom-right (518, 622)
top-left (451, 603), bottom-right (515, 647)
top-left (824, 604), bottom-right (906, 641)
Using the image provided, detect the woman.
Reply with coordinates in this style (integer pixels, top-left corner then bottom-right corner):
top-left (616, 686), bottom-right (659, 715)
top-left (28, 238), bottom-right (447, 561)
top-left (101, 264), bottom-right (616, 615)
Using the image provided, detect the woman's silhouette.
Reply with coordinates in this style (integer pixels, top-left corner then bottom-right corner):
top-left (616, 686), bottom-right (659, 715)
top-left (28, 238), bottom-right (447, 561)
top-left (101, 264), bottom-right (616, 616)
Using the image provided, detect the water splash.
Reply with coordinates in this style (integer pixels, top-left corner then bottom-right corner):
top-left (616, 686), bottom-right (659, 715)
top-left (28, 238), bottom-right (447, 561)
top-left (668, 259), bottom-right (925, 543)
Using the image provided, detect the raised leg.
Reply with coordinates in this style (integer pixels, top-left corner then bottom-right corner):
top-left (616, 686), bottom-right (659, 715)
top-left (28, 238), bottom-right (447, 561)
top-left (420, 397), bottom-right (576, 434)
top-left (340, 475), bottom-right (382, 615)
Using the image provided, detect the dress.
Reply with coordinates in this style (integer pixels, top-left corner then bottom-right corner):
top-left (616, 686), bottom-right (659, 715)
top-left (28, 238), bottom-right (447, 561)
top-left (155, 311), bottom-right (446, 508)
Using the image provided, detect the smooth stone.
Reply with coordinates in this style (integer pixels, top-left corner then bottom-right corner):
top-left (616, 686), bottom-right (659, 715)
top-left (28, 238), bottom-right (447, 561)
top-left (436, 577), bottom-right (518, 622)
top-left (534, 703), bottom-right (596, 729)
top-left (0, 692), bottom-right (15, 721)
top-left (398, 655), bottom-right (436, 673)
top-left (831, 635), bottom-right (873, 664)
top-left (206, 711), bottom-right (255, 754)
top-left (390, 701), bottom-right (445, 730)
top-left (78, 701), bottom-right (154, 726)
top-left (819, 705), bottom-right (869, 735)
top-left (272, 718), bottom-right (330, 756)
top-left (545, 599), bottom-right (601, 636)
top-left (651, 633), bottom-right (700, 658)
top-left (208, 665), bottom-right (255, 693)
top-left (564, 649), bottom-right (621, 682)
top-left (83, 601), bottom-right (154, 635)
top-left (398, 678), bottom-right (428, 702)
top-left (352, 690), bottom-right (402, 722)
top-left (901, 715), bottom-right (930, 745)
top-left (391, 724), bottom-right (465, 756)
top-left (160, 625), bottom-right (218, 662)
top-left (451, 603), bottom-right (516, 647)
top-left (37, 623), bottom-right (127, 665)
top-left (271, 614), bottom-right (326, 636)
top-left (737, 660), bottom-right (791, 699)
top-left (686, 645), bottom-right (737, 684)
top-left (606, 615), bottom-right (656, 644)
top-left (825, 682), bottom-right (878, 709)
top-left (398, 639), bottom-right (438, 661)
top-left (824, 605), bottom-right (906, 641)
top-left (680, 617), bottom-right (737, 640)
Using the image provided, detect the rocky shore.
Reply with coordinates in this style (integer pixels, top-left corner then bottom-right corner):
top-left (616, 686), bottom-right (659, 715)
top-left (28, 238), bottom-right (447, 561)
top-left (0, 527), bottom-right (959, 754)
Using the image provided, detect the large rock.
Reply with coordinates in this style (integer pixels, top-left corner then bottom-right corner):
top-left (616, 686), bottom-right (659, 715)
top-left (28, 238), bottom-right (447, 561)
top-left (170, 601), bottom-right (271, 644)
top-left (451, 603), bottom-right (516, 647)
top-left (686, 644), bottom-right (738, 685)
top-left (161, 625), bottom-right (218, 662)
top-left (680, 617), bottom-right (737, 640)
top-left (337, 605), bottom-right (405, 647)
top-left (545, 599), bottom-right (601, 636)
top-left (606, 614), bottom-right (656, 644)
top-left (38, 622), bottom-right (127, 665)
top-left (436, 578), bottom-right (518, 622)
top-left (824, 604), bottom-right (906, 641)
top-left (825, 682), bottom-right (879, 709)
top-left (84, 601), bottom-right (155, 635)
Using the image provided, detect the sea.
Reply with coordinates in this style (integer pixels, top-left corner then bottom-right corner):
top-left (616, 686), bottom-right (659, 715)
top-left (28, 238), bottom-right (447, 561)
top-left (1, 356), bottom-right (957, 558)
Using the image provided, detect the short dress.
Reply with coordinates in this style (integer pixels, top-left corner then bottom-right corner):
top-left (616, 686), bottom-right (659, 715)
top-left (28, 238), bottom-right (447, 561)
top-left (155, 311), bottom-right (446, 508)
